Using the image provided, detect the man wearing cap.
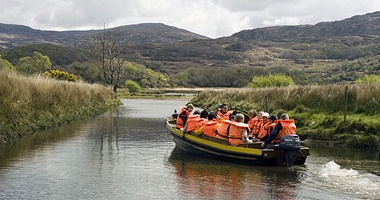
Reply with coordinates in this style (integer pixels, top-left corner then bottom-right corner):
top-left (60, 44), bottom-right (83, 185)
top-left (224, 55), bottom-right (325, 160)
top-left (176, 103), bottom-right (194, 129)
top-left (261, 113), bottom-right (297, 147)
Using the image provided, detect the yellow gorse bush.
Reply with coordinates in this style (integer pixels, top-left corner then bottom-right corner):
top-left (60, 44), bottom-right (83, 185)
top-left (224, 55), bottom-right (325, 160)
top-left (43, 69), bottom-right (78, 82)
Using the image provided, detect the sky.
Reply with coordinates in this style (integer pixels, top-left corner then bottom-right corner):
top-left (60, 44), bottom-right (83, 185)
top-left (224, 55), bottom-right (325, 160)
top-left (1, 0), bottom-right (380, 38)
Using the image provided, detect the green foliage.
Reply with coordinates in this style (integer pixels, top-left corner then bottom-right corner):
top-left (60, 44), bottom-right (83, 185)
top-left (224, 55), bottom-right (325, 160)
top-left (344, 135), bottom-right (379, 149)
top-left (0, 55), bottom-right (15, 71)
top-left (42, 69), bottom-right (78, 82)
top-left (355, 74), bottom-right (380, 84)
top-left (2, 44), bottom-right (89, 66)
top-left (15, 51), bottom-right (52, 74)
top-left (125, 80), bottom-right (142, 94)
top-left (248, 74), bottom-right (294, 88)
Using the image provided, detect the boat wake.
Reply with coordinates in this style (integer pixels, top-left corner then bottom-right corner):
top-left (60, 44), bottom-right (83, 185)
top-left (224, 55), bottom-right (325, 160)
top-left (317, 161), bottom-right (380, 199)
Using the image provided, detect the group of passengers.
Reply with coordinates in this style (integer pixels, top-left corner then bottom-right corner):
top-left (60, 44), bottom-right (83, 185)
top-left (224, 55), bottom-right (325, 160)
top-left (175, 103), bottom-right (297, 147)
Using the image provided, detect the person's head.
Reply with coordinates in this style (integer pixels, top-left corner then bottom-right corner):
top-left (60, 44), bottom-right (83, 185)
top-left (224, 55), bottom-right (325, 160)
top-left (234, 113), bottom-right (245, 123)
top-left (248, 109), bottom-right (257, 118)
top-left (207, 111), bottom-right (217, 121)
top-left (200, 110), bottom-right (208, 119)
top-left (193, 110), bottom-right (201, 115)
top-left (262, 112), bottom-right (270, 123)
top-left (269, 115), bottom-right (277, 122)
top-left (186, 104), bottom-right (194, 112)
top-left (257, 111), bottom-right (264, 120)
top-left (220, 103), bottom-right (228, 114)
top-left (280, 113), bottom-right (289, 120)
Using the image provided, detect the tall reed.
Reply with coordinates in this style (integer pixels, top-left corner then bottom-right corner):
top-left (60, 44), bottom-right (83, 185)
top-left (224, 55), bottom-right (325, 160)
top-left (0, 70), bottom-right (120, 143)
top-left (192, 84), bottom-right (380, 115)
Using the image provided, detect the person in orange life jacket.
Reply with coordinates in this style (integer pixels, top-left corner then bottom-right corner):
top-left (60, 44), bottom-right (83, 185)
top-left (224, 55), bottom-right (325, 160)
top-left (195, 111), bottom-right (220, 137)
top-left (215, 119), bottom-right (234, 140)
top-left (253, 112), bottom-right (270, 142)
top-left (176, 103), bottom-right (194, 129)
top-left (182, 110), bottom-right (207, 133)
top-left (261, 113), bottom-right (297, 147)
top-left (251, 111), bottom-right (263, 136)
top-left (217, 103), bottom-right (233, 121)
top-left (228, 113), bottom-right (252, 145)
top-left (247, 109), bottom-right (258, 133)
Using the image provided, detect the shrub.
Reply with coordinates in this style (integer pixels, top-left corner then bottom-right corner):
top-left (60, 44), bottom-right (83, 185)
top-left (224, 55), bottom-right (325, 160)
top-left (355, 74), bottom-right (380, 84)
top-left (43, 69), bottom-right (78, 82)
top-left (125, 80), bottom-right (142, 94)
top-left (248, 74), bottom-right (294, 88)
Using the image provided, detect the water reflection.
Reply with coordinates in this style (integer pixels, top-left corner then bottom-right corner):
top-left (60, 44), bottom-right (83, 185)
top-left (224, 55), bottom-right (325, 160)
top-left (1, 99), bottom-right (380, 200)
top-left (168, 146), bottom-right (305, 200)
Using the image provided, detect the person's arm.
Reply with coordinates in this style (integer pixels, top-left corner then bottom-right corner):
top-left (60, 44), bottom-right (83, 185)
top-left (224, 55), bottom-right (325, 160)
top-left (182, 123), bottom-right (188, 133)
top-left (263, 123), bottom-right (282, 145)
top-left (242, 128), bottom-right (248, 142)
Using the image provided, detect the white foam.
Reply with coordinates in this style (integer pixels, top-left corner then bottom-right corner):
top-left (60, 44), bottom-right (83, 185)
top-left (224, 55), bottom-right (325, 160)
top-left (318, 161), bottom-right (380, 198)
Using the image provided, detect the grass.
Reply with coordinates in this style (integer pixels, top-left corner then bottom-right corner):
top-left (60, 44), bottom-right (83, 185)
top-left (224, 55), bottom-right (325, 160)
top-left (189, 85), bottom-right (380, 149)
top-left (0, 70), bottom-right (121, 143)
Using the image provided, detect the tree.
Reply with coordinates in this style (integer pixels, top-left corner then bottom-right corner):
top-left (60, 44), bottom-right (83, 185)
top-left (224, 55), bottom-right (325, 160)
top-left (89, 27), bottom-right (128, 93)
top-left (15, 51), bottom-right (51, 74)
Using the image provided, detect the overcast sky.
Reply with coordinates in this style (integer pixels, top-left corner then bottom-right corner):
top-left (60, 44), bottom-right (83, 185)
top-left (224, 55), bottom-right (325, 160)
top-left (1, 0), bottom-right (380, 38)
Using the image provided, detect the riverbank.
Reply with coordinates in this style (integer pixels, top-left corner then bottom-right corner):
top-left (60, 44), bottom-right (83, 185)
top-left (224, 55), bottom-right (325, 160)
top-left (0, 71), bottom-right (121, 144)
top-left (188, 86), bottom-right (380, 149)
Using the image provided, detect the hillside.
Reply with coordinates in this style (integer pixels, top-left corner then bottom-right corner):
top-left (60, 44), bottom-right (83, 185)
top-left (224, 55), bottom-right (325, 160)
top-left (1, 11), bottom-right (380, 87)
top-left (0, 23), bottom-right (208, 49)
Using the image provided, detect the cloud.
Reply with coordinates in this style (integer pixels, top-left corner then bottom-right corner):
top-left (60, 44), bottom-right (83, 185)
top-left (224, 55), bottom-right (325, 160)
top-left (1, 0), bottom-right (380, 38)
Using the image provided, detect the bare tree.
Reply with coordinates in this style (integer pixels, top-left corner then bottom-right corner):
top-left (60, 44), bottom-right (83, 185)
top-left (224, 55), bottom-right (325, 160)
top-left (89, 27), bottom-right (128, 93)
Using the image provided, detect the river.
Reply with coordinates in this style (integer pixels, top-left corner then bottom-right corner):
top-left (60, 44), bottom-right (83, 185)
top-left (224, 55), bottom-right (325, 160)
top-left (0, 99), bottom-right (379, 200)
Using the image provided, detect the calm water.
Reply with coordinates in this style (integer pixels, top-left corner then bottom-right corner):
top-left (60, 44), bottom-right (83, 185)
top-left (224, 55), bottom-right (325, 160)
top-left (1, 99), bottom-right (380, 200)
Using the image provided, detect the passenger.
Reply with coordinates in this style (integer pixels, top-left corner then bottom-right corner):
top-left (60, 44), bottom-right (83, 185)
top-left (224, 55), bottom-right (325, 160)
top-left (217, 103), bottom-right (233, 121)
top-left (215, 119), bottom-right (234, 140)
top-left (176, 103), bottom-right (194, 129)
top-left (183, 110), bottom-right (207, 133)
top-left (254, 112), bottom-right (270, 142)
top-left (261, 113), bottom-right (297, 147)
top-left (200, 110), bottom-right (208, 119)
top-left (228, 113), bottom-right (252, 145)
top-left (251, 111), bottom-right (263, 136)
top-left (268, 115), bottom-right (278, 134)
top-left (247, 109), bottom-right (258, 137)
top-left (196, 111), bottom-right (219, 137)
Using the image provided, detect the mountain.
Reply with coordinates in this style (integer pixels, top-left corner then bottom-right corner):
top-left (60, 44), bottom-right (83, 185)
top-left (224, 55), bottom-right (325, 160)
top-left (0, 23), bottom-right (208, 49)
top-left (232, 11), bottom-right (380, 42)
top-left (1, 11), bottom-right (380, 87)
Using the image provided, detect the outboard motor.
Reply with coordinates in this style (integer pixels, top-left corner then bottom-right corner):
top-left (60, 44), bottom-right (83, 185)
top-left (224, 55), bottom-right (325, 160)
top-left (279, 135), bottom-right (301, 166)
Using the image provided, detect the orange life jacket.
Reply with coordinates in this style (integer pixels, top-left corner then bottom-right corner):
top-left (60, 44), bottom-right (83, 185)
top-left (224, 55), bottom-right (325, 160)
top-left (215, 120), bottom-right (234, 140)
top-left (217, 110), bottom-right (233, 120)
top-left (248, 116), bottom-right (258, 131)
top-left (273, 120), bottom-right (297, 143)
top-left (252, 119), bottom-right (261, 135)
top-left (176, 108), bottom-right (190, 129)
top-left (186, 115), bottom-right (206, 132)
top-left (228, 122), bottom-right (249, 145)
top-left (202, 120), bottom-right (218, 137)
top-left (256, 121), bottom-right (270, 140)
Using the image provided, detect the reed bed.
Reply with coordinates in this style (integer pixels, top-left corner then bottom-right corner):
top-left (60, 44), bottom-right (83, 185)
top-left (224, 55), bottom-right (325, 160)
top-left (0, 71), bottom-right (121, 143)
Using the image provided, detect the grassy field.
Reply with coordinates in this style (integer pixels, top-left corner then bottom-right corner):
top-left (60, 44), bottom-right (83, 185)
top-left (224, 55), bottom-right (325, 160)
top-left (0, 71), bottom-right (121, 144)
